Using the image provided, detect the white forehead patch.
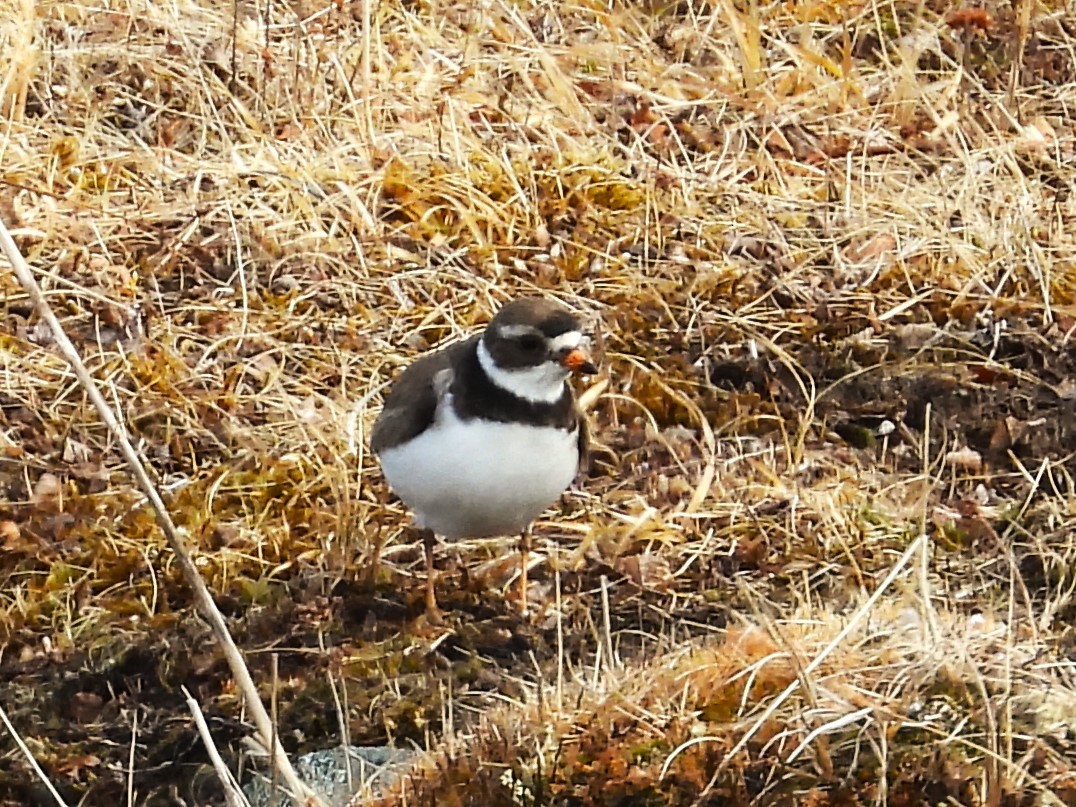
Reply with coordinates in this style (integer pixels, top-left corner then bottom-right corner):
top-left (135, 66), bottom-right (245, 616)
top-left (549, 331), bottom-right (583, 352)
top-left (497, 324), bottom-right (543, 339)
top-left (495, 325), bottom-right (583, 353)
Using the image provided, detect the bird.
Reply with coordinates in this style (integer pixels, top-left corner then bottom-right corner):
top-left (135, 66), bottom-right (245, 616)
top-left (371, 297), bottom-right (597, 620)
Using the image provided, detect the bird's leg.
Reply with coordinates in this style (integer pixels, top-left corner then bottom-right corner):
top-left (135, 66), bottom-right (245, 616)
top-left (421, 528), bottom-right (442, 622)
top-left (518, 527), bottom-right (532, 614)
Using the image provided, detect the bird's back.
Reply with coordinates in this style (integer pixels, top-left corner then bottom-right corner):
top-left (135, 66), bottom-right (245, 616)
top-left (370, 336), bottom-right (478, 455)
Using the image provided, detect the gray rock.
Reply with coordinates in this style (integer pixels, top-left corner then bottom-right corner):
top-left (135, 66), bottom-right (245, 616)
top-left (243, 745), bottom-right (418, 807)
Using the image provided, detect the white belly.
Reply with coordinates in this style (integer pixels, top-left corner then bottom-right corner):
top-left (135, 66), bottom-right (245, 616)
top-left (377, 411), bottom-right (579, 539)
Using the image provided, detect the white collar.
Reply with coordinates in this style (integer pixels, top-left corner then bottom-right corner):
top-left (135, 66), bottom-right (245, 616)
top-left (476, 338), bottom-right (568, 405)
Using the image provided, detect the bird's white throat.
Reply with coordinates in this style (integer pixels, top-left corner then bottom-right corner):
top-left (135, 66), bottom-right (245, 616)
top-left (477, 336), bottom-right (575, 404)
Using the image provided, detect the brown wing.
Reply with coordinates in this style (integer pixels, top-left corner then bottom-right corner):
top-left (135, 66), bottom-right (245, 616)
top-left (370, 336), bottom-right (478, 454)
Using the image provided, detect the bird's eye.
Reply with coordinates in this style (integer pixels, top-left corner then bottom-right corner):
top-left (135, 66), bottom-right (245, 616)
top-left (518, 334), bottom-right (544, 352)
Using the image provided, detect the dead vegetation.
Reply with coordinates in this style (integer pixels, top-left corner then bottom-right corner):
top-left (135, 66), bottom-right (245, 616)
top-left (1, 0), bottom-right (1075, 803)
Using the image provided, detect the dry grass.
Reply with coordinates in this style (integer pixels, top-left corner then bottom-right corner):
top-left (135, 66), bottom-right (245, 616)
top-left (1, 0), bottom-right (1075, 803)
top-left (382, 602), bottom-right (1076, 806)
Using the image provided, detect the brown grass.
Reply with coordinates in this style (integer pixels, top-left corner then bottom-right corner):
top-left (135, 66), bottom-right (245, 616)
top-left (2, 0), bottom-right (1075, 804)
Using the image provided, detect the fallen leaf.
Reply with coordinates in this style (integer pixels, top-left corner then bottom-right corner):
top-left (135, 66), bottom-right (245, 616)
top-left (893, 322), bottom-right (936, 350)
top-left (62, 437), bottom-right (92, 464)
top-left (615, 552), bottom-right (673, 590)
top-left (55, 753), bottom-right (101, 781)
top-left (0, 520), bottom-right (19, 545)
top-left (945, 8), bottom-right (993, 33)
top-left (945, 447), bottom-right (982, 472)
top-left (276, 122), bottom-right (302, 140)
top-left (1014, 117), bottom-right (1055, 153)
top-left (844, 233), bottom-right (897, 263)
top-left (69, 691), bottom-right (104, 723)
top-left (31, 472), bottom-right (62, 507)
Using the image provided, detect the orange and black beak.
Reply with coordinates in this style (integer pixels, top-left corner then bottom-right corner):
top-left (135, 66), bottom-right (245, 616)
top-left (559, 346), bottom-right (598, 375)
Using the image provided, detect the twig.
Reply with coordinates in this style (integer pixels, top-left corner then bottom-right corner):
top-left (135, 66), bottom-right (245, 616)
top-left (183, 686), bottom-right (251, 807)
top-left (0, 699), bottom-right (70, 807)
top-left (126, 708), bottom-right (138, 807)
